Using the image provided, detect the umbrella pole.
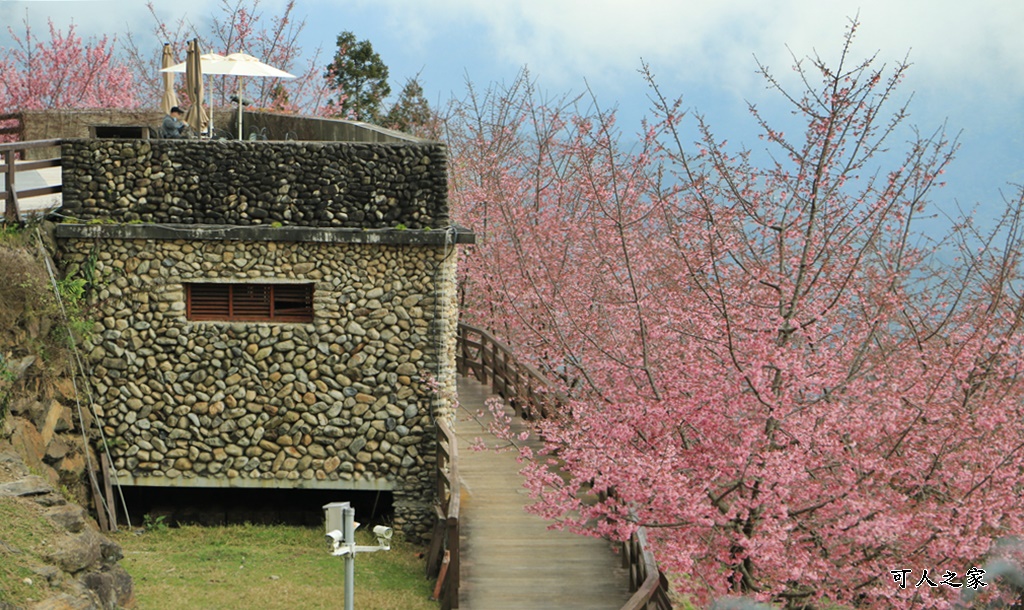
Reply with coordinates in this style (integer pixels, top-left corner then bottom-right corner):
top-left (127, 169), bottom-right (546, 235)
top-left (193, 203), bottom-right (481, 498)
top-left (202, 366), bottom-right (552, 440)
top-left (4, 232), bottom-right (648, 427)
top-left (237, 78), bottom-right (244, 140)
top-left (208, 76), bottom-right (214, 137)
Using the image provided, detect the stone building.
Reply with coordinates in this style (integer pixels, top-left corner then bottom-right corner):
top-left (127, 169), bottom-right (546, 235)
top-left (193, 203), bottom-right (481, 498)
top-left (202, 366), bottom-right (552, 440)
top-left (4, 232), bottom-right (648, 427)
top-left (51, 119), bottom-right (473, 541)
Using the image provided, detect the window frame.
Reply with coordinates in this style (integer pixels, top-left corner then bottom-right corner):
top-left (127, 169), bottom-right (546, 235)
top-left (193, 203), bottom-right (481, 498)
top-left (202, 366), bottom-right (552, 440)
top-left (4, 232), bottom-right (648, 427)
top-left (184, 282), bottom-right (314, 323)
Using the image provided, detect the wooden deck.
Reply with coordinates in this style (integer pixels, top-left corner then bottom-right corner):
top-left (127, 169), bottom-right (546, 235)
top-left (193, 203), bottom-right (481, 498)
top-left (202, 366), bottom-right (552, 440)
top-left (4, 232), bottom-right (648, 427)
top-left (454, 376), bottom-right (632, 609)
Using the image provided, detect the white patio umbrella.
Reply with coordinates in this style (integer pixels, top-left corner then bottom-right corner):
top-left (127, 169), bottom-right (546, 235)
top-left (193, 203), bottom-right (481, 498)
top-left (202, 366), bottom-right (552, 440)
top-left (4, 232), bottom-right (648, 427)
top-left (162, 52), bottom-right (295, 139)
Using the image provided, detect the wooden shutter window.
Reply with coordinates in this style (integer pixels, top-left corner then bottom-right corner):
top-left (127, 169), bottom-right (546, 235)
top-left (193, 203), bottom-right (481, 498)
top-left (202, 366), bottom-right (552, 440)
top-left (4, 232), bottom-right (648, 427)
top-left (231, 284), bottom-right (272, 320)
top-left (187, 284), bottom-right (231, 320)
top-left (186, 283), bottom-right (314, 323)
top-left (272, 283), bottom-right (314, 322)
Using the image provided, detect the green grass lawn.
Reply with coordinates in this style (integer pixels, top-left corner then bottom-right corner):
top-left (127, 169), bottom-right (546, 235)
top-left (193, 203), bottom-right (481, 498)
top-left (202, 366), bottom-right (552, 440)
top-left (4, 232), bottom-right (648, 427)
top-left (113, 523), bottom-right (438, 610)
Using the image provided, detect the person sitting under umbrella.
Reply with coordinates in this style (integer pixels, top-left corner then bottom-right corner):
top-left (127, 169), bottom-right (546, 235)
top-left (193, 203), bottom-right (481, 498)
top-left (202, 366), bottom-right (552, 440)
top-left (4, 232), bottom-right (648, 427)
top-left (161, 106), bottom-right (190, 138)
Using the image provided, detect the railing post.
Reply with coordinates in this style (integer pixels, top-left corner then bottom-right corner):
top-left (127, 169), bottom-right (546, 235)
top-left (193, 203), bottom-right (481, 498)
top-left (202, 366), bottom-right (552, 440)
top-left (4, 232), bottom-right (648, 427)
top-left (493, 347), bottom-right (502, 397)
top-left (447, 516), bottom-right (460, 608)
top-left (3, 149), bottom-right (20, 224)
top-left (479, 332), bottom-right (488, 386)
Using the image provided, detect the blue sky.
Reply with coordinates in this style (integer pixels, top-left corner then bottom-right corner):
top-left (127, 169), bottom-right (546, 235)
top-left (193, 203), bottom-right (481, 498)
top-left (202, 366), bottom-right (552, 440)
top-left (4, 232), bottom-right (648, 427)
top-left (2, 0), bottom-right (1023, 214)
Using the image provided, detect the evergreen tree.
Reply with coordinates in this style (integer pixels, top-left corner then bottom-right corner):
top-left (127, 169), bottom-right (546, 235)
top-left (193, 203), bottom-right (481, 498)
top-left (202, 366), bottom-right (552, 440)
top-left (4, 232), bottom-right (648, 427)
top-left (324, 30), bottom-right (390, 121)
top-left (383, 76), bottom-right (435, 136)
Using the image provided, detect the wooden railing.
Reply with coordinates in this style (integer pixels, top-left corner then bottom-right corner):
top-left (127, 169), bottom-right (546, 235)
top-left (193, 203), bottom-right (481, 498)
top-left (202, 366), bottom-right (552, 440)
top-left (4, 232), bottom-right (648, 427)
top-left (457, 322), bottom-right (565, 420)
top-left (621, 528), bottom-right (674, 610)
top-left (0, 112), bottom-right (24, 140)
top-left (426, 417), bottom-right (460, 609)
top-left (0, 138), bottom-right (63, 224)
top-left (456, 321), bottom-right (673, 609)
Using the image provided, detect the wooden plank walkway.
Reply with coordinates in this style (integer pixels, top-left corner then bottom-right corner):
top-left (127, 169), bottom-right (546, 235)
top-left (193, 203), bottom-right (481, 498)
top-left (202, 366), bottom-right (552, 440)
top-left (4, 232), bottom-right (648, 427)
top-left (454, 376), bottom-right (632, 609)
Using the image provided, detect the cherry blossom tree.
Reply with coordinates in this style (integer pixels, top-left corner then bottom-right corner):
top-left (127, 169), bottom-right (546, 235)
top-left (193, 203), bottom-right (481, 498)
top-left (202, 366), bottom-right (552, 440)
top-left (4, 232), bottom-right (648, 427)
top-left (447, 22), bottom-right (1024, 608)
top-left (0, 17), bottom-right (136, 113)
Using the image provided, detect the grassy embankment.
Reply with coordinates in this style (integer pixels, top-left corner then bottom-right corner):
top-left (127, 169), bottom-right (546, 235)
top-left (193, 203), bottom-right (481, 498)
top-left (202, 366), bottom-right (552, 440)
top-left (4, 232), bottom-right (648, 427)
top-left (0, 495), bottom-right (71, 607)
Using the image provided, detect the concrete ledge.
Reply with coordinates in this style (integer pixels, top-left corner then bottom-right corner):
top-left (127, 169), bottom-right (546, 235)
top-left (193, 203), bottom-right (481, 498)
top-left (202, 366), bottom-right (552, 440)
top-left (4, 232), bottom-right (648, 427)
top-left (54, 223), bottom-right (476, 245)
top-left (111, 473), bottom-right (397, 491)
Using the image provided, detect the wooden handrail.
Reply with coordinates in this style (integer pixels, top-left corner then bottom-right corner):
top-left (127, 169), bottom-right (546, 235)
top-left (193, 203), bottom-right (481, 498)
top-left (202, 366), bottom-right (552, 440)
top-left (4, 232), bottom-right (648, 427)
top-left (456, 322), bottom-right (568, 420)
top-left (0, 112), bottom-right (24, 138)
top-left (456, 321), bottom-right (673, 609)
top-left (620, 528), bottom-right (673, 610)
top-left (427, 417), bottom-right (460, 609)
top-left (0, 139), bottom-right (63, 224)
top-left (0, 138), bottom-right (59, 151)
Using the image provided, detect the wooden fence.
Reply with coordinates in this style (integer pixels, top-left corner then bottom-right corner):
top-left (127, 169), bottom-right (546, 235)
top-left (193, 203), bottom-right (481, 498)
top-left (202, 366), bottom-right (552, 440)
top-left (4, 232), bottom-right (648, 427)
top-left (456, 322), bottom-right (565, 420)
top-left (455, 322), bottom-right (673, 609)
top-left (0, 138), bottom-right (62, 224)
top-left (621, 528), bottom-right (674, 610)
top-left (426, 417), bottom-right (460, 609)
top-left (0, 112), bottom-right (24, 140)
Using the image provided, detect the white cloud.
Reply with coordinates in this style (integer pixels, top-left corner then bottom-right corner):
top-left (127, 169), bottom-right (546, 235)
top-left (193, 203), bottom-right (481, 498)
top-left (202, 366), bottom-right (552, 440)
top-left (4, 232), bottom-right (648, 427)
top-left (377, 0), bottom-right (1024, 102)
top-left (4, 0), bottom-right (1022, 135)
top-left (8, 0), bottom-right (1021, 102)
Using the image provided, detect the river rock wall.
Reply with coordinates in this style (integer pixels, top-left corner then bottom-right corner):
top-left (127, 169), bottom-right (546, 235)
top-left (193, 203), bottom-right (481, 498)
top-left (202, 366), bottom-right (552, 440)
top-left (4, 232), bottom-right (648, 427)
top-left (58, 234), bottom-right (460, 541)
top-left (59, 139), bottom-right (448, 229)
